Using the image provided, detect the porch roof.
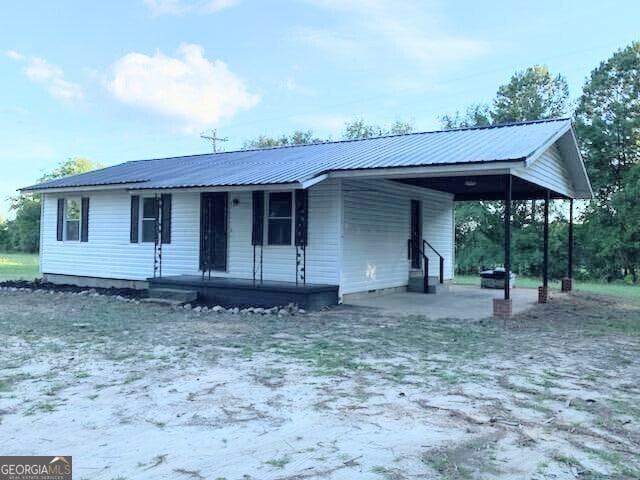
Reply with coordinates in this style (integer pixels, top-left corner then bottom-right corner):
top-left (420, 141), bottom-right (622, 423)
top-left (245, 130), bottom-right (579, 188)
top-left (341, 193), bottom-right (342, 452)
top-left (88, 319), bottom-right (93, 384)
top-left (21, 118), bottom-right (592, 199)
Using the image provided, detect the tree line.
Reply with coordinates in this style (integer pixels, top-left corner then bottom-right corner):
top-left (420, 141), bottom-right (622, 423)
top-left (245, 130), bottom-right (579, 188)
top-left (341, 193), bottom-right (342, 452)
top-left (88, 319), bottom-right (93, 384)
top-left (3, 42), bottom-right (638, 283)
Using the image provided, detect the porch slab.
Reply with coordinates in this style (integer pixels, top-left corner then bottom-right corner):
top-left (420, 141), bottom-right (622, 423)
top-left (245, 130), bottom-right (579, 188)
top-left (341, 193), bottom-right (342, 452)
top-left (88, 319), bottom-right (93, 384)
top-left (344, 285), bottom-right (546, 319)
top-left (147, 275), bottom-right (339, 310)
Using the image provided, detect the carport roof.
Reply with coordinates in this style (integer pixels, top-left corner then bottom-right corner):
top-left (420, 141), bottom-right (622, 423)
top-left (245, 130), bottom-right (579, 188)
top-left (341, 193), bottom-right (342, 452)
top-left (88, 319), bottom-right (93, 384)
top-left (21, 118), bottom-right (592, 199)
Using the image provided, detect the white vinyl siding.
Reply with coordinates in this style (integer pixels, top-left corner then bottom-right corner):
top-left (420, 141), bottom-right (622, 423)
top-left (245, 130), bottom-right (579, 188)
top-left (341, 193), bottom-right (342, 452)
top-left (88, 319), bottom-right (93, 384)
top-left (340, 179), bottom-right (454, 295)
top-left (40, 179), bottom-right (341, 285)
top-left (513, 143), bottom-right (576, 197)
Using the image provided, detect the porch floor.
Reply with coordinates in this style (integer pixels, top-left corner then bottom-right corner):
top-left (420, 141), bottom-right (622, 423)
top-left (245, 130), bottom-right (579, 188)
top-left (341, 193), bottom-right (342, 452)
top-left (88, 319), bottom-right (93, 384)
top-left (147, 275), bottom-right (339, 310)
top-left (344, 285), bottom-right (559, 319)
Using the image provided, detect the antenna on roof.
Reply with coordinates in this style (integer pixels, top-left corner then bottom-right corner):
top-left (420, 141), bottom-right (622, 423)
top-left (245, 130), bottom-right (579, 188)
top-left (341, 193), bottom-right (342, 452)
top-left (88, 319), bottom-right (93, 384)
top-left (200, 129), bottom-right (228, 153)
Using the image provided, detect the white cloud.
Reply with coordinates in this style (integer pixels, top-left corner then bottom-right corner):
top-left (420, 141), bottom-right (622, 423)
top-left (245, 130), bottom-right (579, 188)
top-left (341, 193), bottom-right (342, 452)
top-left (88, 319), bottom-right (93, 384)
top-left (301, 0), bottom-right (488, 70)
top-left (144, 0), bottom-right (239, 15)
top-left (107, 43), bottom-right (259, 129)
top-left (5, 50), bottom-right (24, 61)
top-left (6, 52), bottom-right (84, 102)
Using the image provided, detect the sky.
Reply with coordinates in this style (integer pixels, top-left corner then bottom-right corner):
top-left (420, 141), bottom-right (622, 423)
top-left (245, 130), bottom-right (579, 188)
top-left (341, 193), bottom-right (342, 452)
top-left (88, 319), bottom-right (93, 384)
top-left (1, 0), bottom-right (638, 218)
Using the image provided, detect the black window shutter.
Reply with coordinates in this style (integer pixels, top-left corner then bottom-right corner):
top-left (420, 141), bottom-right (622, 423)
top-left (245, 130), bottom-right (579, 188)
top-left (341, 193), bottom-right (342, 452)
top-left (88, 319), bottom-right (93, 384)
top-left (161, 194), bottom-right (172, 244)
top-left (294, 189), bottom-right (308, 246)
top-left (213, 192), bottom-right (228, 271)
top-left (56, 198), bottom-right (64, 241)
top-left (80, 197), bottom-right (90, 242)
top-left (252, 191), bottom-right (264, 246)
top-left (130, 195), bottom-right (139, 243)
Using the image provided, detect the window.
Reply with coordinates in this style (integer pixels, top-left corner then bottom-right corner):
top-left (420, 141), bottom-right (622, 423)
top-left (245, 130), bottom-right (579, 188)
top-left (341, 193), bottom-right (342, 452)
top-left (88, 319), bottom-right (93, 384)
top-left (141, 197), bottom-right (158, 243)
top-left (268, 192), bottom-right (292, 245)
top-left (64, 198), bottom-right (81, 241)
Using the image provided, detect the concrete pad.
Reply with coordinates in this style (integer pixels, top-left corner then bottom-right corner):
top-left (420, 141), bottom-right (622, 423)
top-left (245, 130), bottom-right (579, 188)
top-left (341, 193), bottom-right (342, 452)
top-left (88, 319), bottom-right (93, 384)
top-left (343, 285), bottom-right (542, 319)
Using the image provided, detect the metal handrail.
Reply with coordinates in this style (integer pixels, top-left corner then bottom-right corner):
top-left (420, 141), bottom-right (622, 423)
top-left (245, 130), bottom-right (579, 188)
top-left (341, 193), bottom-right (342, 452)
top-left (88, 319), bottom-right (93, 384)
top-left (408, 239), bottom-right (433, 294)
top-left (423, 239), bottom-right (444, 284)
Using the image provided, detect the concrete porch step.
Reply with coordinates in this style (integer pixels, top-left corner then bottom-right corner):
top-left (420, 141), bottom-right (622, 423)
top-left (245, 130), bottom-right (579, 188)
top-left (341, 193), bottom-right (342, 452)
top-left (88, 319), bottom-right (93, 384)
top-left (140, 297), bottom-right (186, 306)
top-left (147, 287), bottom-right (198, 303)
top-left (407, 275), bottom-right (449, 294)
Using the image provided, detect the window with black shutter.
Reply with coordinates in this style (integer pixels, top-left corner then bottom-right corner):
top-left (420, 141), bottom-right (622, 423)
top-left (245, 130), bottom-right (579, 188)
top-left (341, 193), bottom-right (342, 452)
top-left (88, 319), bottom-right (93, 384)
top-left (132, 195), bottom-right (172, 244)
top-left (267, 192), bottom-right (292, 245)
top-left (64, 197), bottom-right (81, 241)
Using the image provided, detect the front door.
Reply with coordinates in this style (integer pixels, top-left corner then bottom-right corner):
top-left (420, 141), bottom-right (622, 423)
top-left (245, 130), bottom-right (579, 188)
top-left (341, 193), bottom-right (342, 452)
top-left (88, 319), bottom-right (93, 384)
top-left (410, 199), bottom-right (422, 269)
top-left (200, 192), bottom-right (228, 272)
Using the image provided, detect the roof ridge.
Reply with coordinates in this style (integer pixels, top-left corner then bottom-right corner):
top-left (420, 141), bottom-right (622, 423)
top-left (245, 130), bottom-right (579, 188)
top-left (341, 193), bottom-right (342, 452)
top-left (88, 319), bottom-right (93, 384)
top-left (125, 117), bottom-right (573, 162)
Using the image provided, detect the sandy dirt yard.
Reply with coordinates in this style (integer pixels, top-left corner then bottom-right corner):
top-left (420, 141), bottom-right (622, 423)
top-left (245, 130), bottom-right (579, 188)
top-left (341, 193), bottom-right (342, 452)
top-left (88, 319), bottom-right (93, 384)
top-left (1, 289), bottom-right (639, 480)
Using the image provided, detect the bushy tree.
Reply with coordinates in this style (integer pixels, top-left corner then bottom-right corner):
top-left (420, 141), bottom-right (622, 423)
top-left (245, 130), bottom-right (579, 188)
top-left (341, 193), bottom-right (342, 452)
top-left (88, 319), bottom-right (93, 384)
top-left (243, 130), bottom-right (324, 149)
top-left (0, 216), bottom-right (9, 251)
top-left (244, 119), bottom-right (415, 149)
top-left (492, 65), bottom-right (569, 123)
top-left (575, 42), bottom-right (640, 281)
top-left (342, 119), bottom-right (413, 139)
top-left (444, 65), bottom-right (570, 276)
top-left (5, 157), bottom-right (101, 252)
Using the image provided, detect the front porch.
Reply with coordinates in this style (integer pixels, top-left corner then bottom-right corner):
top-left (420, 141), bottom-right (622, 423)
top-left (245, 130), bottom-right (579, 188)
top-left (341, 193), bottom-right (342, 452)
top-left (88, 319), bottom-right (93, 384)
top-left (148, 275), bottom-right (339, 310)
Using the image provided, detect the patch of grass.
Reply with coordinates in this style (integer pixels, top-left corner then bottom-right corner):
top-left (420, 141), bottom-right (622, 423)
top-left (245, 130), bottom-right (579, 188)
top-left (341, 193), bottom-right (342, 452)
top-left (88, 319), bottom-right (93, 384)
top-left (371, 465), bottom-right (405, 479)
top-left (552, 453), bottom-right (583, 468)
top-left (454, 275), bottom-right (640, 300)
top-left (0, 253), bottom-right (39, 281)
top-left (265, 455), bottom-right (291, 469)
top-left (426, 452), bottom-right (472, 479)
top-left (25, 401), bottom-right (56, 415)
top-left (123, 372), bottom-right (144, 384)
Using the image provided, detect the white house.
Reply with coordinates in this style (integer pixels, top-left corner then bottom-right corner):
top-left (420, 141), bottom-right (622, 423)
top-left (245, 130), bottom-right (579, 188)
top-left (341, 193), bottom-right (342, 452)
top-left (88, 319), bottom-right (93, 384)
top-left (22, 119), bottom-right (592, 311)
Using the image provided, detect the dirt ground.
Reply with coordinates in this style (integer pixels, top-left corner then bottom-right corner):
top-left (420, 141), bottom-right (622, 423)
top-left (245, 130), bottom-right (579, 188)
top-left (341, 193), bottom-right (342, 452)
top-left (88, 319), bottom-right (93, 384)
top-left (1, 289), bottom-right (639, 480)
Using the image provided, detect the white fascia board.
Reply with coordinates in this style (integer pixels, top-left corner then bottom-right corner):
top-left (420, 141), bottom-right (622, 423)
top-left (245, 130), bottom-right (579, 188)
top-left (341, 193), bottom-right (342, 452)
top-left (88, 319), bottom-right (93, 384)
top-left (129, 182), bottom-right (303, 194)
top-left (322, 161), bottom-right (525, 181)
top-left (22, 183), bottom-right (140, 195)
top-left (567, 128), bottom-right (594, 199)
top-left (300, 174), bottom-right (329, 189)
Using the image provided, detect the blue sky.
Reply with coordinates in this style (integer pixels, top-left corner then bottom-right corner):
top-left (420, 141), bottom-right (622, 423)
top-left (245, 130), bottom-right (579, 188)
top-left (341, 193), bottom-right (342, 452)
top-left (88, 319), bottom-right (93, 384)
top-left (1, 0), bottom-right (638, 217)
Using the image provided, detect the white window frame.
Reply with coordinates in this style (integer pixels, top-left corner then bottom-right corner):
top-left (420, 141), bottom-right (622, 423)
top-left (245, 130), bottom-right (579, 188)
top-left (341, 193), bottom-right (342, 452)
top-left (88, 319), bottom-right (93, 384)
top-left (265, 191), bottom-right (295, 247)
top-left (140, 196), bottom-right (158, 244)
top-left (63, 197), bottom-right (82, 242)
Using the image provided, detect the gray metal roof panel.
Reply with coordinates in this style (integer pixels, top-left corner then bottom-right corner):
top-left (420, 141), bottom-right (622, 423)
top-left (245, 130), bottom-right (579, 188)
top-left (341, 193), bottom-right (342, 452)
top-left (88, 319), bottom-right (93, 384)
top-left (22, 118), bottom-right (572, 191)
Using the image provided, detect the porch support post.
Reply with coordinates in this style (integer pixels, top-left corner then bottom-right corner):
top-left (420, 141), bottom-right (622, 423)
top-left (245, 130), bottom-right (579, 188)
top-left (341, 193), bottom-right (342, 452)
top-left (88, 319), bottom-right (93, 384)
top-left (504, 174), bottom-right (512, 301)
top-left (562, 198), bottom-right (574, 292)
top-left (494, 174), bottom-right (513, 317)
top-left (539, 189), bottom-right (550, 303)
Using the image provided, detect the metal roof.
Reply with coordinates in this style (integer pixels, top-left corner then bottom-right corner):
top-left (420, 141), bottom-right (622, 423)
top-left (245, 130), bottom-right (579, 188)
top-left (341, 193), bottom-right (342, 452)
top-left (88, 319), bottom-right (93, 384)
top-left (22, 118), bottom-right (577, 192)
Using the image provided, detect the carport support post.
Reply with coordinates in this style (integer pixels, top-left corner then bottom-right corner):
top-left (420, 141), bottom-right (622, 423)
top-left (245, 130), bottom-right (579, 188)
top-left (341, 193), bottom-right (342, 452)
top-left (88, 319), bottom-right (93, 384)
top-left (494, 174), bottom-right (512, 318)
top-left (539, 189), bottom-right (550, 303)
top-left (562, 199), bottom-right (574, 292)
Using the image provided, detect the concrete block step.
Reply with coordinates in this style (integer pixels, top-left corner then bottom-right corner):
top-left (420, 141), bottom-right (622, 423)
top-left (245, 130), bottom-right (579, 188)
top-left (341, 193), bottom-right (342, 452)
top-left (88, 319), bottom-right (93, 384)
top-left (147, 287), bottom-right (198, 303)
top-left (140, 297), bottom-right (185, 306)
top-left (407, 276), bottom-right (448, 294)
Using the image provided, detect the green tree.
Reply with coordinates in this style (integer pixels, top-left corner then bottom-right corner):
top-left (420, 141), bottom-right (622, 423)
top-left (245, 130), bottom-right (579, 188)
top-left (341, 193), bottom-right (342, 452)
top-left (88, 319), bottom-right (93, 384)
top-left (6, 157), bottom-right (101, 252)
top-left (342, 119), bottom-right (414, 140)
top-left (0, 216), bottom-right (9, 251)
top-left (244, 119), bottom-right (415, 149)
top-left (575, 42), bottom-right (640, 281)
top-left (243, 130), bottom-right (324, 149)
top-left (443, 65), bottom-right (570, 276)
top-left (493, 65), bottom-right (569, 123)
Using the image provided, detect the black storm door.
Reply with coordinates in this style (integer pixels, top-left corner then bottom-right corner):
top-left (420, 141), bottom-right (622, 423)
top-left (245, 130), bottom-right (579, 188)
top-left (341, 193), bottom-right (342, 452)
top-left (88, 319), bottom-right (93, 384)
top-left (200, 192), bottom-right (228, 272)
top-left (410, 199), bottom-right (422, 269)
